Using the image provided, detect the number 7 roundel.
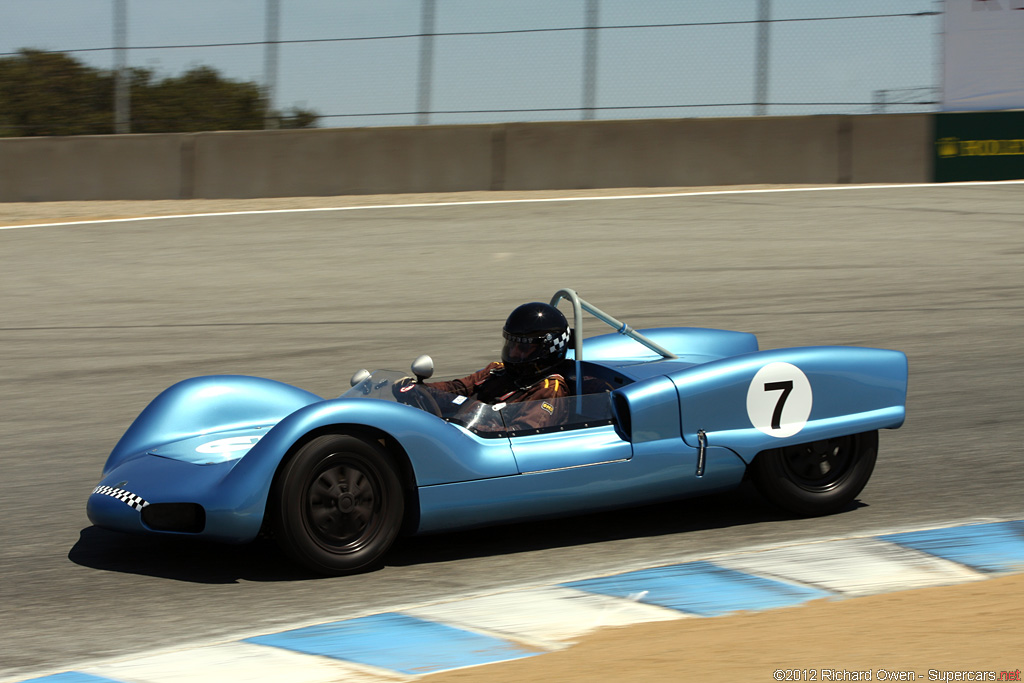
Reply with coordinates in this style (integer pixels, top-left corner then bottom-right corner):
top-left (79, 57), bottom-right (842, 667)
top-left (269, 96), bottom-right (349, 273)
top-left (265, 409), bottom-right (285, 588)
top-left (746, 362), bottom-right (813, 438)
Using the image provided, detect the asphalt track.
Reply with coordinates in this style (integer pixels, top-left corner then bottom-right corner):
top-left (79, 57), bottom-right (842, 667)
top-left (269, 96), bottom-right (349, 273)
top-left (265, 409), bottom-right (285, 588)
top-left (0, 183), bottom-right (1022, 678)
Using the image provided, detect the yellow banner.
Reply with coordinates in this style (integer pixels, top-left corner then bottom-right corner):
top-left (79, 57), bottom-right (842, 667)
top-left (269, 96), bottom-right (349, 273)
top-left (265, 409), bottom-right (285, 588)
top-left (936, 137), bottom-right (1024, 158)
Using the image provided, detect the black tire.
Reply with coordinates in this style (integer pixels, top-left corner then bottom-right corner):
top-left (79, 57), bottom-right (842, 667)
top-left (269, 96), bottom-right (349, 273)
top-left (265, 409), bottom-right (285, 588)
top-left (751, 430), bottom-right (877, 517)
top-left (272, 434), bottom-right (404, 575)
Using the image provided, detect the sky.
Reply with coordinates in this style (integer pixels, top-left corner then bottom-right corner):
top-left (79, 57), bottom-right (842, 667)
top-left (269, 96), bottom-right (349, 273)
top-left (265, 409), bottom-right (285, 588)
top-left (0, 0), bottom-right (942, 128)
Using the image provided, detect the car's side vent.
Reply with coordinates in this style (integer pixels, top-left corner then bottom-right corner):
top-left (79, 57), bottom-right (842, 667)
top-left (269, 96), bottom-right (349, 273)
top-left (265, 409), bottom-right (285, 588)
top-left (612, 392), bottom-right (632, 442)
top-left (141, 503), bottom-right (206, 534)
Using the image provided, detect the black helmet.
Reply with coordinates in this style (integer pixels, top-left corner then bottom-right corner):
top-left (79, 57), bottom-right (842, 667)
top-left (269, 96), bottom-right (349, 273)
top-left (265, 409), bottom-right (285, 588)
top-left (501, 302), bottom-right (570, 382)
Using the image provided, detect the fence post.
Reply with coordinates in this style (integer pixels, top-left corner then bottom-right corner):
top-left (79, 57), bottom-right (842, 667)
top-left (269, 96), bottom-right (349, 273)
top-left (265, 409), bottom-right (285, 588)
top-left (582, 0), bottom-right (599, 120)
top-left (417, 0), bottom-right (437, 125)
top-left (754, 0), bottom-right (770, 116)
top-left (263, 0), bottom-right (280, 129)
top-left (113, 0), bottom-right (130, 133)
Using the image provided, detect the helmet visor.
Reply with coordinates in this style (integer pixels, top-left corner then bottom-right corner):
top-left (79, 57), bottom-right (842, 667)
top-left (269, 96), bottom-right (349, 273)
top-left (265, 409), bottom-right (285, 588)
top-left (501, 335), bottom-right (547, 365)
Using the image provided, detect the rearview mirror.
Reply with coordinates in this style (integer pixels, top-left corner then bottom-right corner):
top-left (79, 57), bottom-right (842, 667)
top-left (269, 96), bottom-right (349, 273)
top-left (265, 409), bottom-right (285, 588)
top-left (411, 355), bottom-right (434, 383)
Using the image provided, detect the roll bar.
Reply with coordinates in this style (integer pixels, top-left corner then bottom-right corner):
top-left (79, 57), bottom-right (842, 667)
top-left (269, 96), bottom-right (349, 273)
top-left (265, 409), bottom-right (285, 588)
top-left (549, 288), bottom-right (678, 398)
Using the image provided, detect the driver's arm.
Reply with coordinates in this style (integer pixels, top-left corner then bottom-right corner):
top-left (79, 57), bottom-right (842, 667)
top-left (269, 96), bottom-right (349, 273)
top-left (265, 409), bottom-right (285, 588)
top-left (425, 362), bottom-right (501, 397)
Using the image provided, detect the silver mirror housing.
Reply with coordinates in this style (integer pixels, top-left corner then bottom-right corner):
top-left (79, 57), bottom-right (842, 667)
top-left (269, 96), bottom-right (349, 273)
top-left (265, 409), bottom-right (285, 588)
top-left (349, 369), bottom-right (371, 387)
top-left (411, 354), bottom-right (434, 382)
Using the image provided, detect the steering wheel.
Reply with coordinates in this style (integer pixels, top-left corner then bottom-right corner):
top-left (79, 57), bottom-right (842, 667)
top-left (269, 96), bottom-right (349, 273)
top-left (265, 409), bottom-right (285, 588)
top-left (392, 380), bottom-right (443, 417)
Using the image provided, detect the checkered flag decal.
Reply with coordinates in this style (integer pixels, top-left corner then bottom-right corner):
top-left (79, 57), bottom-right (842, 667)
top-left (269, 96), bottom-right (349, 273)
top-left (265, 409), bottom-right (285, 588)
top-left (546, 329), bottom-right (570, 354)
top-left (93, 485), bottom-right (149, 511)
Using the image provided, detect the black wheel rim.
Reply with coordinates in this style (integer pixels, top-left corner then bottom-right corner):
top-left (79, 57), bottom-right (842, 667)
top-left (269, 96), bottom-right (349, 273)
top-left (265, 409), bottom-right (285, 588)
top-left (779, 435), bottom-right (855, 492)
top-left (302, 455), bottom-right (384, 554)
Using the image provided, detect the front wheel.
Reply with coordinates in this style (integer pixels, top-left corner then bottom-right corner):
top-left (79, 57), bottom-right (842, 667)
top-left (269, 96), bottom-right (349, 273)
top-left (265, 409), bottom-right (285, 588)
top-left (272, 434), bottom-right (404, 575)
top-left (751, 430), bottom-right (877, 517)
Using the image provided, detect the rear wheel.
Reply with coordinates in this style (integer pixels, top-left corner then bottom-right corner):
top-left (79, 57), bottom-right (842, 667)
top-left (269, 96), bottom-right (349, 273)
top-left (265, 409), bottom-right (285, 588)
top-left (272, 434), bottom-right (404, 575)
top-left (751, 430), bottom-right (877, 516)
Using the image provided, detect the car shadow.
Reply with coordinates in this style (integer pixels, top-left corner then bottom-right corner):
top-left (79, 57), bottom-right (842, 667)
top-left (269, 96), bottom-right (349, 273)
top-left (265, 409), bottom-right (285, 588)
top-left (68, 527), bottom-right (313, 584)
top-left (387, 482), bottom-right (796, 567)
top-left (68, 483), bottom-right (866, 583)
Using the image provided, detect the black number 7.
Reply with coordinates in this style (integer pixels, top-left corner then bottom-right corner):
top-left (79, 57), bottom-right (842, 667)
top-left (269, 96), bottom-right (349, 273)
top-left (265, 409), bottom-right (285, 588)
top-left (764, 380), bottom-right (794, 430)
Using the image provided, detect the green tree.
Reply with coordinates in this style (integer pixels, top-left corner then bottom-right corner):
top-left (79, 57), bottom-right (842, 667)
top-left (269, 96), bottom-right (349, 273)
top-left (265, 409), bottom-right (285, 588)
top-left (0, 49), bottom-right (318, 136)
top-left (131, 65), bottom-right (265, 133)
top-left (0, 49), bottom-right (113, 135)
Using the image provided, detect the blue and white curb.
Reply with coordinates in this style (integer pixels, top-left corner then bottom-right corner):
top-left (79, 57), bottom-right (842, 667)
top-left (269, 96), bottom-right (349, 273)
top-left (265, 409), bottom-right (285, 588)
top-left (11, 519), bottom-right (1024, 683)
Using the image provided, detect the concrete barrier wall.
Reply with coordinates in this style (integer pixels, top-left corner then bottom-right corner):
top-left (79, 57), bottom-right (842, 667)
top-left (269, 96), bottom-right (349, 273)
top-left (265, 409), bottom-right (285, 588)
top-left (0, 133), bottom-right (187, 201)
top-left (191, 125), bottom-right (498, 198)
top-left (504, 116), bottom-right (847, 189)
top-left (0, 114), bottom-right (933, 202)
top-left (849, 114), bottom-right (935, 184)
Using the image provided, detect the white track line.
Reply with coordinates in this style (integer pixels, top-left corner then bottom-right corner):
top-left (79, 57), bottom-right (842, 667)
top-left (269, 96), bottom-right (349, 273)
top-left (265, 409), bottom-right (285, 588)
top-left (2, 180), bottom-right (1022, 232)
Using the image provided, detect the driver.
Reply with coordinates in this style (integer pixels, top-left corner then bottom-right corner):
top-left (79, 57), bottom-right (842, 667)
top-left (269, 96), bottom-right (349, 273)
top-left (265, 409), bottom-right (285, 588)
top-left (421, 302), bottom-right (572, 430)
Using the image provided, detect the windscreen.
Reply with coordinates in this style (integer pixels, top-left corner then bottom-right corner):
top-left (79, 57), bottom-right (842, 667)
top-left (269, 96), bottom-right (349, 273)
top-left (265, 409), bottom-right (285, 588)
top-left (342, 370), bottom-right (615, 438)
top-left (341, 370), bottom-right (507, 435)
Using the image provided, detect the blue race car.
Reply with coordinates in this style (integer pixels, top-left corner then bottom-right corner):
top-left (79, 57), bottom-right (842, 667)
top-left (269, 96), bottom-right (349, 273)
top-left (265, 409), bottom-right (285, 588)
top-left (87, 289), bottom-right (908, 575)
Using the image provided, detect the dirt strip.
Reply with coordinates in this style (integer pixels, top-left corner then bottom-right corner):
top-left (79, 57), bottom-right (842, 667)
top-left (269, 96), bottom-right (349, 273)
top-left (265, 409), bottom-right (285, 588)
top-left (0, 185), bottom-right (832, 227)
top-left (423, 573), bottom-right (1024, 683)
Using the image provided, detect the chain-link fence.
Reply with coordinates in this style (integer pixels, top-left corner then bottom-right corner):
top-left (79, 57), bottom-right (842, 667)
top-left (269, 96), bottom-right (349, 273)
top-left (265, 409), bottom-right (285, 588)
top-left (0, 0), bottom-right (943, 134)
